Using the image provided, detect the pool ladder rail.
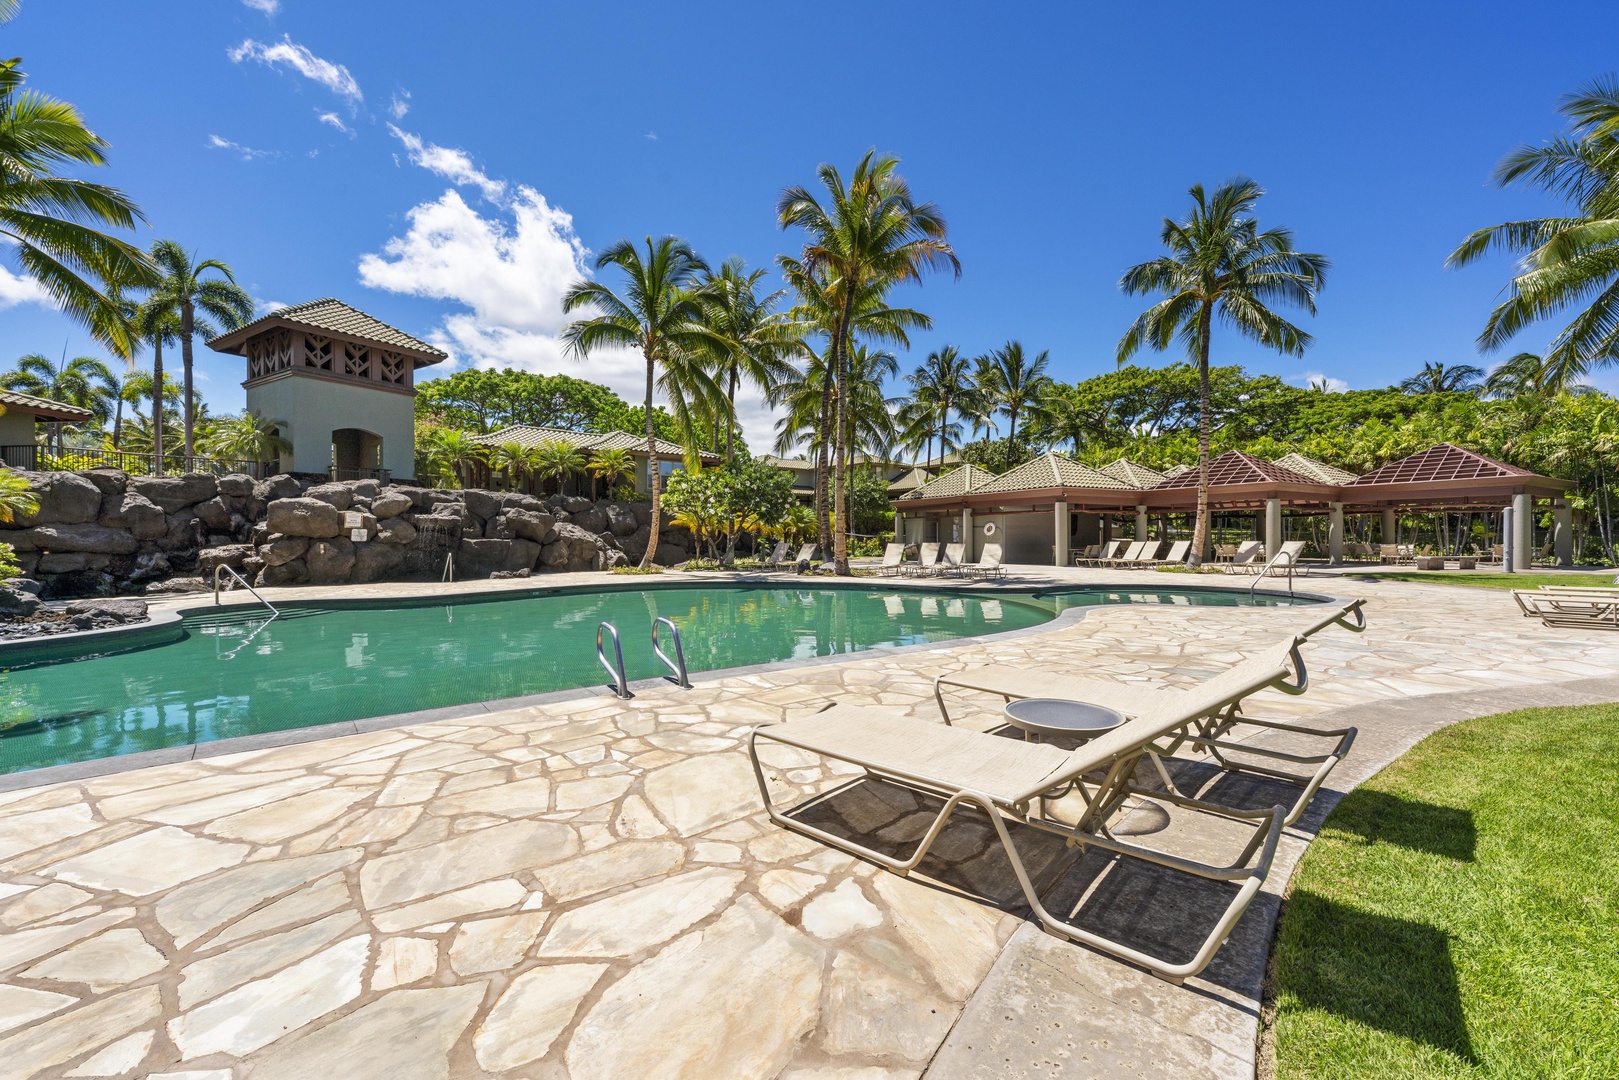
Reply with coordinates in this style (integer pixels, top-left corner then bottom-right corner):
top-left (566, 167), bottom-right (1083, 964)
top-left (596, 618), bottom-right (692, 699)
top-left (213, 564), bottom-right (281, 619)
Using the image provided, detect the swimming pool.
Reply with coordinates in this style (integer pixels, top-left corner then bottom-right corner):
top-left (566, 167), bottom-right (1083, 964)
top-left (0, 583), bottom-right (1309, 775)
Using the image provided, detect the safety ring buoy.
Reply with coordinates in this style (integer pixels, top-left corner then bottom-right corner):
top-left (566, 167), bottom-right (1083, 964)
top-left (982, 521), bottom-right (997, 537)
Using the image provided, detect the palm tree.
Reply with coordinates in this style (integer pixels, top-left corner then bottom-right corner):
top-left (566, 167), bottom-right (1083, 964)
top-left (694, 258), bottom-right (798, 462)
top-left (198, 411), bottom-right (290, 467)
top-left (1030, 383), bottom-right (1112, 456)
top-left (587, 447), bottom-right (635, 500)
top-left (486, 441), bottom-right (541, 494)
top-left (1483, 351), bottom-right (1593, 399)
top-left (0, 467), bottom-right (37, 523)
top-left (131, 300), bottom-right (182, 474)
top-left (903, 346), bottom-right (978, 468)
top-left (1, 351), bottom-right (115, 454)
top-left (0, 57), bottom-right (151, 357)
top-left (420, 428), bottom-right (486, 489)
top-left (777, 151), bottom-right (959, 573)
top-left (563, 236), bottom-right (721, 568)
top-left (1447, 77), bottom-right (1619, 385)
top-left (142, 241), bottom-right (253, 461)
top-left (1118, 178), bottom-right (1327, 566)
top-left (1399, 361), bottom-right (1484, 395)
top-left (974, 341), bottom-right (1051, 447)
top-left (533, 439), bottom-right (586, 497)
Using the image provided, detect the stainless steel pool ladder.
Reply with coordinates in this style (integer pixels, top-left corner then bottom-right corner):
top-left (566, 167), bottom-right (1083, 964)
top-left (652, 616), bottom-right (691, 688)
top-left (213, 564), bottom-right (281, 619)
top-left (597, 621), bottom-right (630, 698)
top-left (1250, 548), bottom-right (1297, 600)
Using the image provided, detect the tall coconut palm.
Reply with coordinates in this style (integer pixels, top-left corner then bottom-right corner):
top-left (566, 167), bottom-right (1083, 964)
top-left (974, 341), bottom-right (1051, 447)
top-left (486, 442), bottom-right (540, 494)
top-left (199, 411), bottom-right (290, 466)
top-left (0, 57), bottom-right (151, 357)
top-left (903, 346), bottom-right (979, 468)
top-left (775, 246), bottom-right (932, 563)
top-left (1, 351), bottom-right (115, 453)
top-left (533, 439), bottom-right (586, 497)
top-left (142, 241), bottom-right (253, 462)
top-left (1399, 361), bottom-right (1484, 395)
top-left (1118, 178), bottom-right (1327, 566)
top-left (563, 236), bottom-right (721, 569)
top-left (777, 151), bottom-right (959, 573)
top-left (1483, 351), bottom-right (1593, 399)
top-left (1447, 77), bottom-right (1619, 383)
top-left (694, 258), bottom-right (798, 462)
top-left (131, 301), bottom-right (181, 474)
top-left (421, 428), bottom-right (486, 489)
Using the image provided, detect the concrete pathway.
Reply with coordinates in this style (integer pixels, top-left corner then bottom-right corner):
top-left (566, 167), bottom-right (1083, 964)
top-left (0, 568), bottom-right (1611, 1079)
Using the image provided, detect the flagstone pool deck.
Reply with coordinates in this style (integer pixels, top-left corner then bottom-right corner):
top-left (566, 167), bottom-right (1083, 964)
top-left (0, 566), bottom-right (1614, 1080)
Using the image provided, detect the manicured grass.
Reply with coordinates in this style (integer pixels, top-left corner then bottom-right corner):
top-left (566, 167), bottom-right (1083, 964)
top-left (1347, 571), bottom-right (1614, 590)
top-left (1266, 704), bottom-right (1619, 1079)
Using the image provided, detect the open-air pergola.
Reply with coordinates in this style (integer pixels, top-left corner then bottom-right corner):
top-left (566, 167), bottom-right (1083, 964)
top-left (894, 443), bottom-right (1573, 568)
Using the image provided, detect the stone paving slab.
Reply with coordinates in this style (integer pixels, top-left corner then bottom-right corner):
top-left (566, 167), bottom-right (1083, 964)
top-left (0, 568), bottom-right (1612, 1079)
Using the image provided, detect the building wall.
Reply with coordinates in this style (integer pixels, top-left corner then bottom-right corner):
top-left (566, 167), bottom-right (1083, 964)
top-left (246, 375), bottom-right (415, 478)
top-left (0, 411), bottom-right (38, 447)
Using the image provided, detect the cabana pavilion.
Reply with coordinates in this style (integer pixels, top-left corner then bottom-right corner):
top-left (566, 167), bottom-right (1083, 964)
top-left (895, 443), bottom-right (1573, 569)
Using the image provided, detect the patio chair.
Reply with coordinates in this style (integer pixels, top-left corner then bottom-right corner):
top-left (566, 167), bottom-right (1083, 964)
top-left (1077, 540), bottom-right (1124, 567)
top-left (1213, 543), bottom-right (1237, 563)
top-left (1072, 544), bottom-right (1100, 566)
top-left (1145, 539), bottom-right (1191, 567)
top-left (961, 541), bottom-right (1007, 580)
top-left (902, 542), bottom-right (943, 578)
top-left (1264, 540), bottom-right (1309, 577)
top-left (748, 636), bottom-right (1314, 982)
top-left (1120, 540), bottom-right (1165, 568)
top-left (1220, 540), bottom-right (1264, 574)
top-left (877, 543), bottom-right (907, 577)
top-left (1102, 541), bottom-right (1148, 568)
top-left (1512, 587), bottom-right (1619, 629)
top-left (938, 542), bottom-right (967, 577)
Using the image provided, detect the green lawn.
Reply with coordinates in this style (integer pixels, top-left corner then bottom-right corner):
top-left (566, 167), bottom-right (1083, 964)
top-left (1266, 704), bottom-right (1619, 1079)
top-left (1346, 571), bottom-right (1614, 590)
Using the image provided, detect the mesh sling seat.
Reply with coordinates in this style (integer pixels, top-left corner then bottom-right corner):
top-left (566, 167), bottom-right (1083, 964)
top-left (748, 637), bottom-right (1316, 981)
top-left (1513, 586), bottom-right (1619, 629)
top-left (931, 598), bottom-right (1367, 827)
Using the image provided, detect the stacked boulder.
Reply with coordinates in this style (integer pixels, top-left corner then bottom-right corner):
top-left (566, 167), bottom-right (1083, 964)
top-left (0, 468), bottom-right (696, 597)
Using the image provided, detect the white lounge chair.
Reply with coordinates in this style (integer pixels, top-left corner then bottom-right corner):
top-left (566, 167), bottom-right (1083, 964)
top-left (1077, 540), bottom-right (1124, 567)
top-left (1102, 541), bottom-right (1148, 568)
top-left (1513, 586), bottom-right (1619, 629)
top-left (877, 542), bottom-right (906, 577)
top-left (1146, 539), bottom-right (1191, 567)
top-left (902, 542), bottom-right (943, 577)
top-left (961, 541), bottom-right (1007, 580)
top-left (1072, 543), bottom-right (1100, 566)
top-left (791, 543), bottom-right (819, 569)
top-left (1263, 540), bottom-right (1309, 576)
top-left (1118, 541), bottom-right (1164, 569)
top-left (1220, 541), bottom-right (1264, 574)
top-left (762, 541), bottom-right (791, 569)
top-left (749, 637), bottom-right (1316, 981)
top-left (938, 542), bottom-right (967, 577)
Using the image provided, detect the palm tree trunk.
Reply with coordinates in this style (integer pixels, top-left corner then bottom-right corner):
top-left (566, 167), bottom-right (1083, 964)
top-left (112, 391), bottom-right (123, 451)
top-left (815, 371), bottom-right (833, 558)
top-left (641, 350), bottom-right (661, 570)
top-left (181, 299), bottom-right (196, 465)
top-left (151, 340), bottom-right (165, 478)
top-left (833, 295), bottom-right (857, 576)
top-left (1189, 302), bottom-right (1214, 568)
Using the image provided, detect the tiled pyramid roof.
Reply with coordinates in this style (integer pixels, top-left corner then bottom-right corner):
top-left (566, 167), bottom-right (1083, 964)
top-left (1099, 458), bottom-right (1167, 489)
top-left (1154, 450), bottom-right (1319, 489)
top-left (1275, 452), bottom-right (1359, 485)
top-left (472, 424), bottom-right (715, 461)
top-left (974, 453), bottom-right (1136, 495)
top-left (0, 387), bottom-right (95, 421)
top-left (900, 463), bottom-right (997, 500)
top-left (1346, 443), bottom-right (1531, 486)
top-left (209, 298), bottom-right (447, 360)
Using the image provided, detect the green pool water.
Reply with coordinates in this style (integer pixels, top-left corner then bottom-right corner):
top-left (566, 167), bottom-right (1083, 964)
top-left (0, 584), bottom-right (1306, 775)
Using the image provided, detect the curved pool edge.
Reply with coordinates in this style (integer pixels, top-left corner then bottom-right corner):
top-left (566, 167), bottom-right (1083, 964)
top-left (0, 608), bottom-right (187, 666)
top-left (0, 576), bottom-right (1360, 794)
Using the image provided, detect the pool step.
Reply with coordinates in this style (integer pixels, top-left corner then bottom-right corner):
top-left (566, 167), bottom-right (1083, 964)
top-left (184, 607), bottom-right (324, 628)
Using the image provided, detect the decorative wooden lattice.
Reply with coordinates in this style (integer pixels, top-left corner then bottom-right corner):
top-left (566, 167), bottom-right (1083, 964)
top-left (379, 351), bottom-right (407, 386)
top-left (343, 341), bottom-right (373, 380)
top-left (245, 329), bottom-right (296, 380)
top-left (304, 335), bottom-right (334, 372)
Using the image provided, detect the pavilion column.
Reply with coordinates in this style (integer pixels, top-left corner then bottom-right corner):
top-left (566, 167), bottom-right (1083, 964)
top-left (961, 506), bottom-right (974, 561)
top-left (1553, 499), bottom-right (1574, 569)
top-left (1328, 501), bottom-right (1344, 566)
top-left (1265, 498), bottom-right (1282, 559)
top-left (1381, 508), bottom-right (1397, 545)
top-left (1054, 501), bottom-right (1069, 566)
top-left (1511, 493), bottom-right (1532, 570)
top-left (893, 511), bottom-right (904, 544)
top-left (1135, 503), bottom-right (1149, 540)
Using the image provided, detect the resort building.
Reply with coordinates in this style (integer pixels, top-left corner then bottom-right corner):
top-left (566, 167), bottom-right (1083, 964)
top-left (761, 454), bottom-right (948, 502)
top-left (0, 389), bottom-right (96, 468)
top-left (207, 298), bottom-right (447, 482)
top-left (896, 443), bottom-right (1573, 569)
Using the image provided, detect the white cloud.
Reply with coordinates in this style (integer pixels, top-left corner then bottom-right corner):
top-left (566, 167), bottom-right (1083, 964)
top-left (228, 35), bottom-right (362, 107)
top-left (240, 0), bottom-right (279, 14)
top-left (359, 187), bottom-right (792, 446)
top-left (255, 298), bottom-right (289, 315)
top-left (386, 124), bottom-right (506, 203)
top-left (316, 111), bottom-right (352, 135)
top-left (1290, 371), bottom-right (1350, 393)
top-left (389, 91), bottom-right (410, 120)
top-left (645, 131), bottom-right (658, 141)
top-left (208, 134), bottom-right (277, 160)
top-left (0, 264), bottom-right (51, 310)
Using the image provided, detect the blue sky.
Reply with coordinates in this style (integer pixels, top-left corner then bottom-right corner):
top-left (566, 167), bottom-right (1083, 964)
top-left (1, 0), bottom-right (1614, 449)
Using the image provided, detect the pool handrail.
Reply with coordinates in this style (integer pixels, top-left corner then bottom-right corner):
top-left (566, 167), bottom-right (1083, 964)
top-left (597, 621), bottom-right (630, 698)
top-left (652, 616), bottom-right (691, 688)
top-left (213, 564), bottom-right (280, 619)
